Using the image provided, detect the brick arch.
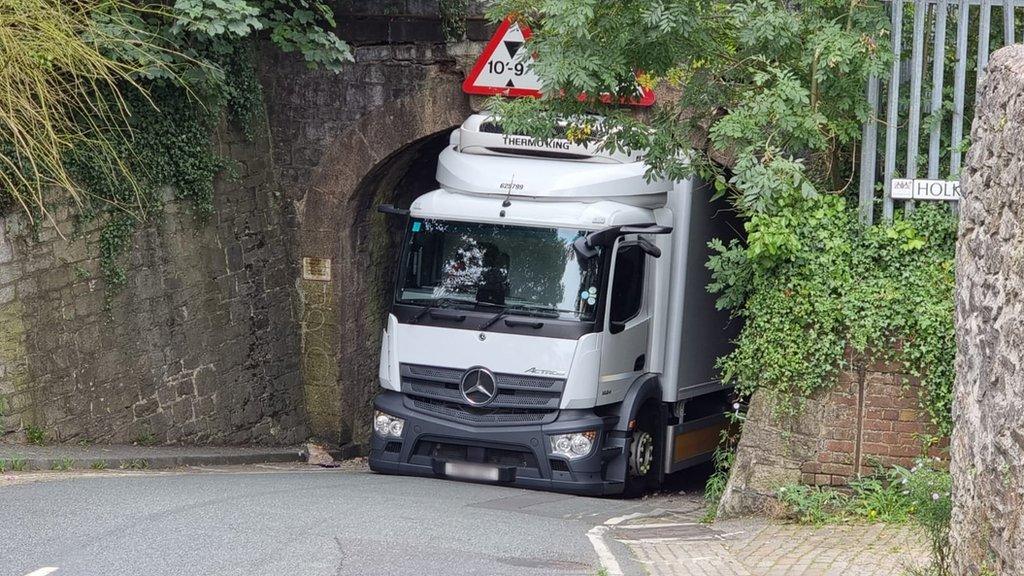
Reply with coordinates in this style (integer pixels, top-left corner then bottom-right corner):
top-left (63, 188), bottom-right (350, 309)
top-left (298, 77), bottom-right (473, 444)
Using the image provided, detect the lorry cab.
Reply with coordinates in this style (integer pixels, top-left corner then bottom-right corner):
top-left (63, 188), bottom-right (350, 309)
top-left (369, 114), bottom-right (739, 496)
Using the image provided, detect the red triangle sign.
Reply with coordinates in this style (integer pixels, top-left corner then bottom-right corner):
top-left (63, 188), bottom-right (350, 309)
top-left (462, 17), bottom-right (655, 107)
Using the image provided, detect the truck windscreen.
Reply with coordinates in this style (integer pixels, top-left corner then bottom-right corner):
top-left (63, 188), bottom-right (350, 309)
top-left (396, 218), bottom-right (603, 322)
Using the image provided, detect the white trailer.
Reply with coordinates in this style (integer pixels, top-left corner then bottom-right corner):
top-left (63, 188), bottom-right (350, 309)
top-left (369, 114), bottom-right (739, 495)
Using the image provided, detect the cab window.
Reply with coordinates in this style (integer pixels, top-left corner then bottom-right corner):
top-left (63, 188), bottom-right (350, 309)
top-left (609, 243), bottom-right (645, 331)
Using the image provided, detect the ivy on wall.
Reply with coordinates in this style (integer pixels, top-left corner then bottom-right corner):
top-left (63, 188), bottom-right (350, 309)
top-left (1, 1), bottom-right (350, 299)
top-left (63, 40), bottom-right (264, 297)
top-left (708, 196), bottom-right (956, 436)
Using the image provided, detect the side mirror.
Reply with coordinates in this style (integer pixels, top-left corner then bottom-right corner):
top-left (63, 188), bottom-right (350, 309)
top-left (573, 223), bottom-right (672, 261)
top-left (377, 204), bottom-right (410, 216)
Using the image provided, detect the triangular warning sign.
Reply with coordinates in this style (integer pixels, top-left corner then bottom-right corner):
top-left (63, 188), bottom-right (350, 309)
top-left (462, 16), bottom-right (656, 107)
top-left (462, 18), bottom-right (543, 98)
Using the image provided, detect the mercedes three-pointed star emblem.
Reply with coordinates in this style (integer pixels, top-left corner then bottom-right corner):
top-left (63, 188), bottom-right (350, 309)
top-left (460, 367), bottom-right (497, 407)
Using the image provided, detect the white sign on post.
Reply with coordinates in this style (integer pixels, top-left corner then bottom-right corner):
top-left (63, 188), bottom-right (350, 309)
top-left (890, 178), bottom-right (961, 201)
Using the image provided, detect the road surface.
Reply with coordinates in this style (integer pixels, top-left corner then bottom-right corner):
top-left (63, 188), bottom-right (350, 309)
top-left (0, 462), bottom-right (703, 576)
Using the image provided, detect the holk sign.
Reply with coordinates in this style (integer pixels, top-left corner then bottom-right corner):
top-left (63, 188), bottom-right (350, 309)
top-left (891, 178), bottom-right (962, 201)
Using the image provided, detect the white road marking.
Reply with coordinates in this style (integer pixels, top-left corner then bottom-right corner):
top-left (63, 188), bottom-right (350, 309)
top-left (614, 522), bottom-right (697, 529)
top-left (614, 536), bottom-right (692, 544)
top-left (605, 508), bottom-right (665, 526)
top-left (586, 525), bottom-right (624, 576)
top-left (23, 567), bottom-right (58, 576)
top-left (585, 508), bottom-right (668, 575)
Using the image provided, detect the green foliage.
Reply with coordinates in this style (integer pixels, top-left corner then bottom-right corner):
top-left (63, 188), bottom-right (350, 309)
top-left (134, 431), bottom-right (158, 446)
top-left (777, 483), bottom-right (852, 524)
top-left (171, 0), bottom-right (353, 71)
top-left (0, 459), bottom-right (6, 473)
top-left (899, 461), bottom-right (953, 575)
top-left (90, 460), bottom-right (109, 470)
top-left (777, 460), bottom-right (951, 574)
top-left (440, 0), bottom-right (469, 42)
top-left (51, 458), bottom-right (74, 471)
top-left (10, 457), bottom-right (27, 471)
top-left (68, 77), bottom-right (226, 294)
top-left (483, 3), bottom-right (958, 431)
top-left (486, 0), bottom-right (890, 197)
top-left (702, 404), bottom-right (745, 522)
top-left (0, 0), bottom-right (177, 218)
top-left (119, 458), bottom-right (150, 470)
top-left (24, 424), bottom-right (45, 446)
top-left (709, 199), bottom-right (956, 434)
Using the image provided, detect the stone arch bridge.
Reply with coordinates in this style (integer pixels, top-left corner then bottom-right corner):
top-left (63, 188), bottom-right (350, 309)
top-left (263, 2), bottom-right (493, 445)
top-left (0, 2), bottom-right (491, 448)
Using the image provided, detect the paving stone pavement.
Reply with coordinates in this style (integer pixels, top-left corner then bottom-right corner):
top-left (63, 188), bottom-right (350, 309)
top-left (617, 497), bottom-right (930, 576)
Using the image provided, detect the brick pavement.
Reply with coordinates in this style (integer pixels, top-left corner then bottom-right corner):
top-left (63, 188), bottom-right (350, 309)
top-left (616, 499), bottom-right (929, 576)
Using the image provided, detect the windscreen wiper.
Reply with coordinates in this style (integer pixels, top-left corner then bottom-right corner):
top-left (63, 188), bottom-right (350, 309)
top-left (479, 305), bottom-right (558, 331)
top-left (479, 307), bottom-right (511, 331)
top-left (412, 298), bottom-right (465, 323)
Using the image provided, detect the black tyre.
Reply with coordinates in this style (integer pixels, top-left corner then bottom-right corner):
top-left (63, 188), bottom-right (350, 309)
top-left (622, 406), bottom-right (661, 498)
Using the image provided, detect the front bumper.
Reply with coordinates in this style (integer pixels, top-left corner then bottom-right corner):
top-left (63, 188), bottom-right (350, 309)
top-left (368, 391), bottom-right (627, 496)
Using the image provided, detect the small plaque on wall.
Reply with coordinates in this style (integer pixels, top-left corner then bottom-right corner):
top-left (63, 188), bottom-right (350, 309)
top-left (302, 257), bottom-right (331, 282)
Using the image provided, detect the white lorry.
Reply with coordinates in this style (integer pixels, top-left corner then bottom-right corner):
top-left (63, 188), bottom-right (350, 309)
top-left (369, 114), bottom-right (739, 496)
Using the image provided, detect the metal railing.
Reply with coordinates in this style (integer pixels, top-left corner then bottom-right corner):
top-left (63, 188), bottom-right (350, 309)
top-left (858, 0), bottom-right (1024, 223)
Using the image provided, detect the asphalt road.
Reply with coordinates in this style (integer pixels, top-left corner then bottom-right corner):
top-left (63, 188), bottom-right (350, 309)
top-left (0, 464), bottom-right (698, 576)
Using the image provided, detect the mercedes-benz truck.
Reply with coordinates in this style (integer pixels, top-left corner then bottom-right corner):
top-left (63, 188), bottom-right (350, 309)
top-left (369, 114), bottom-right (739, 496)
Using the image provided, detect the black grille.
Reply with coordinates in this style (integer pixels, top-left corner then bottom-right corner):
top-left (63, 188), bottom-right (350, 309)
top-left (400, 363), bottom-right (565, 420)
top-left (414, 440), bottom-right (539, 469)
top-left (410, 398), bottom-right (554, 424)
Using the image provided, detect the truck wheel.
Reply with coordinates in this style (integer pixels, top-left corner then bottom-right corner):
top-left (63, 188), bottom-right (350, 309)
top-left (623, 408), bottom-right (660, 497)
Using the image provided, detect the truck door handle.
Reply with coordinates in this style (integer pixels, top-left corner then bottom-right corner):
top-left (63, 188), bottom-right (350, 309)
top-left (633, 354), bottom-right (645, 371)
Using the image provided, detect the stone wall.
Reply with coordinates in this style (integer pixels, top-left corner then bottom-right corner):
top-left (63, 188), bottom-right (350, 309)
top-left (0, 127), bottom-right (305, 445)
top-left (718, 354), bottom-right (946, 518)
top-left (950, 44), bottom-right (1024, 576)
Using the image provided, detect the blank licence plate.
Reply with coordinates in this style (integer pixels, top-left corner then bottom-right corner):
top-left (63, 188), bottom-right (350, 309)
top-left (444, 461), bottom-right (500, 482)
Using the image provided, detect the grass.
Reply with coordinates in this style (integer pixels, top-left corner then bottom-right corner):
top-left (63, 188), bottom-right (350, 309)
top-left (10, 458), bottom-right (27, 471)
top-left (134, 432), bottom-right (158, 446)
top-left (119, 458), bottom-right (149, 470)
top-left (50, 458), bottom-right (74, 471)
top-left (25, 424), bottom-right (45, 445)
top-left (0, 459), bottom-right (6, 473)
top-left (775, 459), bottom-right (952, 575)
top-left (0, 0), bottom-right (178, 221)
top-left (90, 461), bottom-right (108, 470)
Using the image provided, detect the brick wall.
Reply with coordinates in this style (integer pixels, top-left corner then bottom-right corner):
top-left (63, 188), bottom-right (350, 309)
top-left (718, 352), bottom-right (947, 517)
top-left (800, 358), bottom-right (947, 487)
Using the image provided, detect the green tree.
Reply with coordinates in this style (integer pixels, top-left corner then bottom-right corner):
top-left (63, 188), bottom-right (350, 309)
top-left (487, 1), bottom-right (956, 433)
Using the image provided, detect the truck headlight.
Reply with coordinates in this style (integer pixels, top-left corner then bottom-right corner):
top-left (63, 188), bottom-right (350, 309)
top-left (549, 431), bottom-right (597, 459)
top-left (374, 410), bottom-right (405, 438)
